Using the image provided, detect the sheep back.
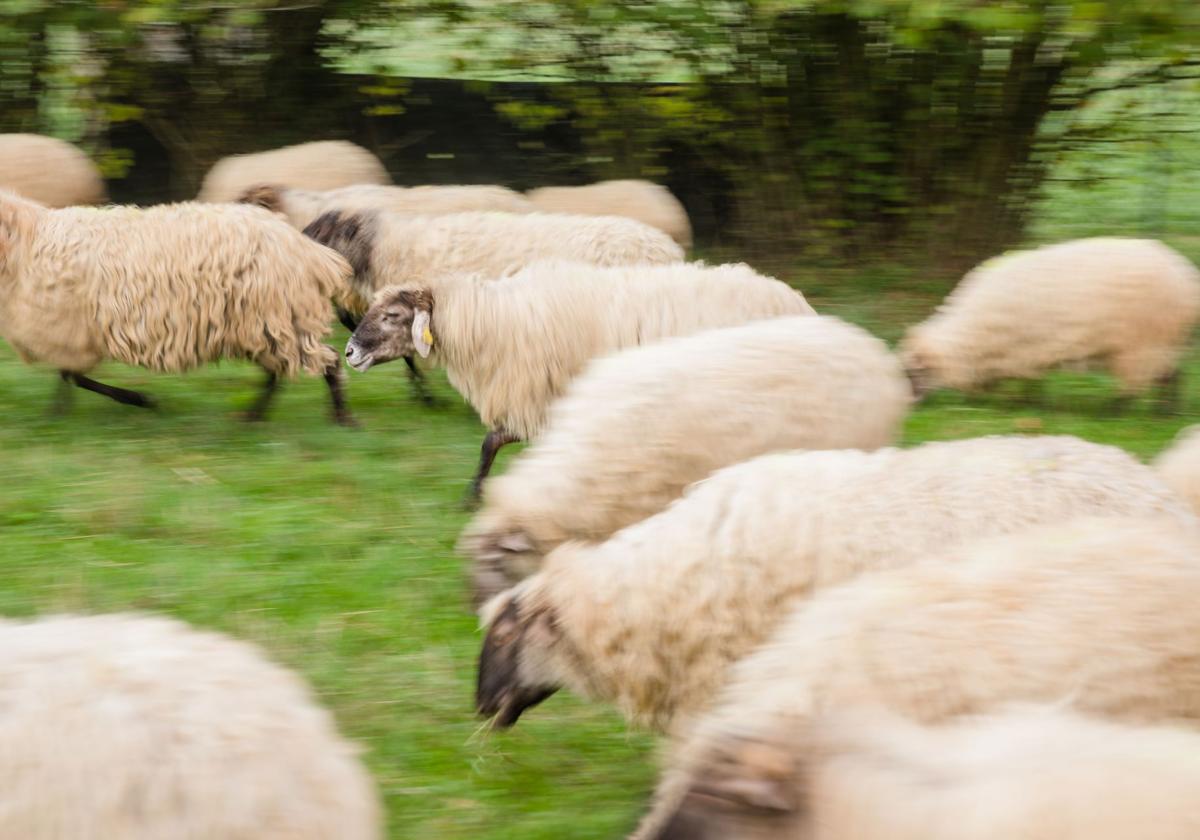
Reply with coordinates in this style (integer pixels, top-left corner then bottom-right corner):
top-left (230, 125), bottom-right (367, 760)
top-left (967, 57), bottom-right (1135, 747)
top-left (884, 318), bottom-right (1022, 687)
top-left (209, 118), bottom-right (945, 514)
top-left (462, 314), bottom-right (913, 600)
top-left (0, 134), bottom-right (106, 207)
top-left (526, 180), bottom-right (693, 248)
top-left (0, 613), bottom-right (381, 839)
top-left (0, 196), bottom-right (349, 376)
top-left (901, 237), bottom-right (1200, 392)
top-left (197, 140), bottom-right (390, 203)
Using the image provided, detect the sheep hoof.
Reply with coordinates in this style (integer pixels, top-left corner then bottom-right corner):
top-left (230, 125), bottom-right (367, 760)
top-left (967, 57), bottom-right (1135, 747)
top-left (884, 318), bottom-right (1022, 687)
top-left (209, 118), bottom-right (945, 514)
top-left (460, 490), bottom-right (483, 513)
top-left (334, 411), bottom-right (361, 428)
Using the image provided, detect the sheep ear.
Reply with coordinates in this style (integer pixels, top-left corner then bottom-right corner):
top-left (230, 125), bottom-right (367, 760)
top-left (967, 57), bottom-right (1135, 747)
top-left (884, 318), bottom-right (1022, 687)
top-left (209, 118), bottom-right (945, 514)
top-left (411, 309), bottom-right (433, 358)
top-left (497, 531), bottom-right (534, 554)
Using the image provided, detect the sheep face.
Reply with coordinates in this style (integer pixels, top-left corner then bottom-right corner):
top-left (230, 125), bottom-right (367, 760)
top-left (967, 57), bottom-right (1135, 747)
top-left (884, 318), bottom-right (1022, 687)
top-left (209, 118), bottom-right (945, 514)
top-left (236, 183), bottom-right (285, 214)
top-left (476, 591), bottom-right (562, 728)
top-left (898, 331), bottom-right (943, 397)
top-left (467, 528), bottom-right (541, 609)
top-left (345, 286), bottom-right (434, 372)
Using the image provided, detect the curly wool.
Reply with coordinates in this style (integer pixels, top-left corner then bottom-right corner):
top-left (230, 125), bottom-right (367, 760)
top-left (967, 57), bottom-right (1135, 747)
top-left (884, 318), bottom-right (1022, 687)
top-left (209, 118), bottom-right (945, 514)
top-left (901, 238), bottom-right (1200, 393)
top-left (394, 259), bottom-right (812, 440)
top-left (488, 435), bottom-right (1192, 732)
top-left (0, 134), bottom-right (106, 207)
top-left (197, 140), bottom-right (390, 203)
top-left (239, 182), bottom-right (535, 230)
top-left (0, 613), bottom-right (381, 840)
top-left (637, 516), bottom-right (1200, 839)
top-left (526, 180), bottom-right (693, 248)
top-left (1155, 425), bottom-right (1200, 517)
top-left (307, 209), bottom-right (686, 316)
top-left (462, 315), bottom-right (912, 602)
top-left (0, 190), bottom-right (349, 377)
top-left (647, 704), bottom-right (1200, 840)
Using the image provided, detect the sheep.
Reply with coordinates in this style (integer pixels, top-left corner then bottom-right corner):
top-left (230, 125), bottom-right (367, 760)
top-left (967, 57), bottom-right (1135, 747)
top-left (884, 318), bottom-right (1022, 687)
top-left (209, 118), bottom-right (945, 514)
top-left (308, 209), bottom-right (686, 408)
top-left (647, 704), bottom-right (1200, 840)
top-left (344, 259), bottom-right (813, 498)
top-left (461, 314), bottom-right (913, 606)
top-left (0, 133), bottom-right (106, 207)
top-left (0, 189), bottom-right (356, 424)
top-left (900, 237), bottom-right (1200, 410)
top-left (238, 182), bottom-right (535, 231)
top-left (0, 612), bottom-right (381, 839)
top-left (526, 180), bottom-right (693, 248)
top-left (475, 435), bottom-right (1193, 732)
top-left (635, 515), bottom-right (1200, 839)
top-left (196, 140), bottom-right (390, 204)
top-left (1156, 425), bottom-right (1200, 516)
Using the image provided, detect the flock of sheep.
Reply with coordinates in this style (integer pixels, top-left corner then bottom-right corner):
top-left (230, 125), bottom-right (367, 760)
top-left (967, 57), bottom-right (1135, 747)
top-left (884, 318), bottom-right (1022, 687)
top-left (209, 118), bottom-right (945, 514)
top-left (4, 131), bottom-right (1200, 837)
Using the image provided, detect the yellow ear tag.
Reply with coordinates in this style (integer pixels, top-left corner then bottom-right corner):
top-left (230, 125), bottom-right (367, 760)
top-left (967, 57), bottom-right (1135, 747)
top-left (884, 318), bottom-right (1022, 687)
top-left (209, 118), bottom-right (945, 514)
top-left (423, 327), bottom-right (434, 346)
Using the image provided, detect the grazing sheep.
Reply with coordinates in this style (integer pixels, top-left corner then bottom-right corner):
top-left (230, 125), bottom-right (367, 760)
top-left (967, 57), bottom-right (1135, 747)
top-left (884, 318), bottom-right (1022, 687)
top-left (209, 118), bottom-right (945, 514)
top-left (308, 208), bottom-right (685, 408)
top-left (345, 259), bottom-right (813, 497)
top-left (526, 180), bottom-right (693, 248)
top-left (475, 436), bottom-right (1191, 732)
top-left (0, 189), bottom-right (355, 424)
top-left (1156, 425), bottom-right (1200, 516)
top-left (0, 613), bottom-right (381, 839)
top-left (238, 182), bottom-right (535, 231)
top-left (636, 516), bottom-right (1200, 839)
top-left (648, 704), bottom-right (1200, 840)
top-left (900, 238), bottom-right (1200, 409)
top-left (197, 140), bottom-right (390, 203)
top-left (462, 315), bottom-right (913, 606)
top-left (0, 133), bottom-right (106, 207)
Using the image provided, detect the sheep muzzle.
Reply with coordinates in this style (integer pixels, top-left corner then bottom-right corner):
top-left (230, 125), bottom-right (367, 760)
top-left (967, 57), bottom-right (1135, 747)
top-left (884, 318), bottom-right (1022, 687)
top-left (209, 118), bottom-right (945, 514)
top-left (476, 597), bottom-right (558, 728)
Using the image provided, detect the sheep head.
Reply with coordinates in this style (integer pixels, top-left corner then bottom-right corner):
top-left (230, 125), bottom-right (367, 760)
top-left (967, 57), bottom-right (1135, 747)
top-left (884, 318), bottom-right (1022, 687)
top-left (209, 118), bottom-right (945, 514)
top-left (461, 521), bottom-right (542, 610)
top-left (345, 285), bottom-right (434, 372)
top-left (897, 330), bottom-right (941, 399)
top-left (476, 587), bottom-right (562, 728)
top-left (235, 183), bottom-right (286, 215)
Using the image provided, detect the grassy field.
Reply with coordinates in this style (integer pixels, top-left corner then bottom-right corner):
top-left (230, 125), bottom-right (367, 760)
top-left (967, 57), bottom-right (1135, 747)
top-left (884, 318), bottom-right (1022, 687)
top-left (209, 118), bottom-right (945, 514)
top-left (5, 100), bottom-right (1200, 836)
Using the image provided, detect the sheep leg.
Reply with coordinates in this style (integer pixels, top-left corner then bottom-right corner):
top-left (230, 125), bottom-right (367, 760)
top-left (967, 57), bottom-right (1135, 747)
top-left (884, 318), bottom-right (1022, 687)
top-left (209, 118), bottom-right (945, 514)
top-left (336, 306), bottom-right (360, 333)
top-left (1154, 369), bottom-right (1182, 415)
top-left (324, 358), bottom-right (358, 427)
top-left (465, 428), bottom-right (520, 507)
top-left (65, 372), bottom-right (155, 409)
top-left (403, 355), bottom-right (440, 407)
top-left (49, 372), bottom-right (76, 416)
top-left (241, 371), bottom-right (279, 422)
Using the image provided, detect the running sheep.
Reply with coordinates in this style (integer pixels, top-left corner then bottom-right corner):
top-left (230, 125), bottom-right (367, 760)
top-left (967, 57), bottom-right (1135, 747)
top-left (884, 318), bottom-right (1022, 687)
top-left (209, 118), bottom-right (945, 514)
top-left (197, 140), bottom-right (390, 203)
top-left (0, 134), bottom-right (106, 207)
top-left (345, 259), bottom-right (813, 498)
top-left (238, 182), bottom-right (534, 231)
top-left (636, 516), bottom-right (1200, 839)
top-left (0, 189), bottom-right (355, 424)
top-left (475, 436), bottom-right (1191, 732)
top-left (307, 208), bottom-right (685, 407)
top-left (0, 613), bottom-right (381, 839)
top-left (461, 315), bottom-right (912, 606)
top-left (526, 179), bottom-right (693, 248)
top-left (1156, 425), bottom-right (1200, 516)
top-left (900, 238), bottom-right (1200, 409)
top-left (648, 704), bottom-right (1200, 840)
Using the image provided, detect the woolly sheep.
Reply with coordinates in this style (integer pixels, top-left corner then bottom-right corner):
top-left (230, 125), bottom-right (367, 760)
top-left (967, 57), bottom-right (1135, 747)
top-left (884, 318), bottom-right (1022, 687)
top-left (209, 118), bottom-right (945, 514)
top-left (308, 207), bottom-right (685, 407)
top-left (461, 314), bottom-right (913, 606)
top-left (1156, 425), bottom-right (1200, 516)
top-left (526, 180), bottom-right (693, 248)
top-left (475, 436), bottom-right (1192, 732)
top-left (345, 259), bottom-right (813, 497)
top-left (636, 516), bottom-right (1200, 839)
top-left (0, 612), bottom-right (381, 839)
top-left (0, 133), bottom-right (106, 207)
top-left (648, 704), bottom-right (1200, 840)
top-left (0, 189), bottom-right (356, 424)
top-left (900, 237), bottom-right (1200, 408)
top-left (197, 140), bottom-right (390, 203)
top-left (238, 182), bottom-right (535, 231)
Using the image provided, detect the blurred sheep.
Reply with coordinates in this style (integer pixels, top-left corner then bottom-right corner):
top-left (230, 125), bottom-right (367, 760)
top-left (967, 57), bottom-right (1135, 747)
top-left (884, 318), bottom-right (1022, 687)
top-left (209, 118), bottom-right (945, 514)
top-left (0, 133), bottom-right (106, 207)
top-left (526, 180), bottom-right (693, 248)
top-left (1156, 425), bottom-right (1200, 516)
top-left (197, 140), bottom-right (390, 203)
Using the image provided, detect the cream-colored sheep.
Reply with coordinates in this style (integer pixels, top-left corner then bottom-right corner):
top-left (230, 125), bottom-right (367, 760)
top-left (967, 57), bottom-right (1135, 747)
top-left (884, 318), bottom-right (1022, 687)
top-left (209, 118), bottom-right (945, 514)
top-left (197, 140), bottom-right (390, 203)
top-left (475, 436), bottom-right (1192, 732)
top-left (345, 259), bottom-right (813, 496)
top-left (0, 613), bottom-right (381, 839)
top-left (526, 180), bottom-right (693, 248)
top-left (0, 133), bottom-right (106, 207)
top-left (636, 516), bottom-right (1200, 839)
top-left (0, 189), bottom-right (355, 423)
top-left (462, 315), bottom-right (912, 606)
top-left (900, 238), bottom-right (1200, 407)
top-left (646, 704), bottom-right (1200, 840)
top-left (239, 182), bottom-right (535, 230)
top-left (1156, 425), bottom-right (1200, 516)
